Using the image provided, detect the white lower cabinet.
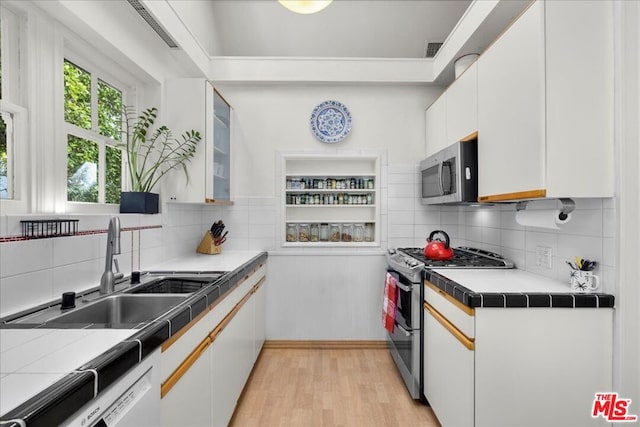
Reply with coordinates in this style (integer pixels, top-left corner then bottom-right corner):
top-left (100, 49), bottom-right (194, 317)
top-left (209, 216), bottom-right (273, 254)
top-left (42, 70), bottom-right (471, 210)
top-left (161, 341), bottom-right (213, 426)
top-left (253, 281), bottom-right (266, 362)
top-left (211, 294), bottom-right (254, 427)
top-left (423, 282), bottom-right (613, 427)
top-left (160, 265), bottom-right (266, 427)
top-left (424, 302), bottom-right (474, 427)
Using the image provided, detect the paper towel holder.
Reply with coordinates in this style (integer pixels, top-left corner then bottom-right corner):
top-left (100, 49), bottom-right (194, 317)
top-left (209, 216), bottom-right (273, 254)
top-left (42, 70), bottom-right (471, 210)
top-left (515, 198), bottom-right (575, 220)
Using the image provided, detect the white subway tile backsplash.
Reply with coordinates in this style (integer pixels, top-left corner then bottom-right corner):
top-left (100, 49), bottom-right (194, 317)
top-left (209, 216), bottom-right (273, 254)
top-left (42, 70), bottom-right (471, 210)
top-left (602, 237), bottom-right (616, 267)
top-left (524, 230), bottom-right (558, 254)
top-left (482, 227), bottom-right (501, 247)
top-left (603, 208), bottom-right (616, 238)
top-left (388, 211), bottom-right (414, 227)
top-left (387, 197), bottom-right (414, 212)
top-left (140, 228), bottom-right (163, 249)
top-left (387, 172), bottom-right (414, 185)
top-left (52, 235), bottom-right (101, 267)
top-left (140, 247), bottom-right (163, 270)
top-left (52, 259), bottom-right (103, 296)
top-left (501, 229), bottom-right (525, 250)
top-left (0, 271), bottom-right (54, 316)
top-left (1, 240), bottom-right (53, 278)
top-left (560, 209), bottom-right (603, 237)
top-left (415, 209), bottom-right (440, 225)
top-left (388, 224), bottom-right (414, 239)
top-left (557, 234), bottom-right (603, 263)
top-left (387, 183), bottom-right (415, 198)
top-left (465, 225), bottom-right (482, 243)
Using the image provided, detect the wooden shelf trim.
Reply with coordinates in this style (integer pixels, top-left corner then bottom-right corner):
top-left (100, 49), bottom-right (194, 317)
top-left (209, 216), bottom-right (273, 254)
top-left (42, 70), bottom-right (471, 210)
top-left (478, 189), bottom-right (546, 202)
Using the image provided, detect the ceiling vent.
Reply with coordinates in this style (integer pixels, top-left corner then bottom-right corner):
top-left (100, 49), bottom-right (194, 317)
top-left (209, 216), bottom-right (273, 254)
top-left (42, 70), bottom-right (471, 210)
top-left (127, 0), bottom-right (179, 48)
top-left (425, 42), bottom-right (443, 58)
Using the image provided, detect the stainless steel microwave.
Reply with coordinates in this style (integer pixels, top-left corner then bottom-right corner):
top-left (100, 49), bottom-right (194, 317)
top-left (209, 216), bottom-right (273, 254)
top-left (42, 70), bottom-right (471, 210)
top-left (420, 139), bottom-right (478, 205)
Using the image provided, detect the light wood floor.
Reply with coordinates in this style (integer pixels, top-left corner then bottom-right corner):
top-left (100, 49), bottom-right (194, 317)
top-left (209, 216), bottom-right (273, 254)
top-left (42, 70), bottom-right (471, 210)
top-left (230, 348), bottom-right (441, 427)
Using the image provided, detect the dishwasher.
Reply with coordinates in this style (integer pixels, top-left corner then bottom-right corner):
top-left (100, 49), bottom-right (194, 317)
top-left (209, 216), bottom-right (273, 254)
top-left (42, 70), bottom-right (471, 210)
top-left (62, 350), bottom-right (161, 427)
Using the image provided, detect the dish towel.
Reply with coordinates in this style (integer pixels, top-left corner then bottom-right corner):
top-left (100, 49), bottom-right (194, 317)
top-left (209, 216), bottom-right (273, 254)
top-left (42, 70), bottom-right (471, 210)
top-left (382, 271), bottom-right (399, 333)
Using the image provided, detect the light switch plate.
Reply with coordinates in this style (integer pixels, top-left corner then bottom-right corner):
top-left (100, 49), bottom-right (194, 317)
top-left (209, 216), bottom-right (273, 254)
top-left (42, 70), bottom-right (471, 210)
top-left (535, 246), bottom-right (553, 269)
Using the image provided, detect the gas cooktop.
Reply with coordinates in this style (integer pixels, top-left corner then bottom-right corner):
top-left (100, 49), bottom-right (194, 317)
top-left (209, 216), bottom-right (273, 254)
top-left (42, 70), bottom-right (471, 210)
top-left (397, 246), bottom-right (515, 268)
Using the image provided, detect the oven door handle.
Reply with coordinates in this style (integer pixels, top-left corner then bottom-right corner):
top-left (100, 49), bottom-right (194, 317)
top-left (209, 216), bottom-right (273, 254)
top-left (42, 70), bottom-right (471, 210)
top-left (395, 281), bottom-right (412, 293)
top-left (394, 322), bottom-right (413, 337)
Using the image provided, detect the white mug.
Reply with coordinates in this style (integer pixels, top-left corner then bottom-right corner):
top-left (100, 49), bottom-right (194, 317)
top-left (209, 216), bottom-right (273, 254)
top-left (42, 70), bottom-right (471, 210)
top-left (570, 271), bottom-right (600, 293)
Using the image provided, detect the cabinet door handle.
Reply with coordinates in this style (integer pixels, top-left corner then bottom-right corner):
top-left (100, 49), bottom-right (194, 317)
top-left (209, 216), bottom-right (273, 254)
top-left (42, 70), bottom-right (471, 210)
top-left (161, 337), bottom-right (212, 398)
top-left (424, 302), bottom-right (475, 351)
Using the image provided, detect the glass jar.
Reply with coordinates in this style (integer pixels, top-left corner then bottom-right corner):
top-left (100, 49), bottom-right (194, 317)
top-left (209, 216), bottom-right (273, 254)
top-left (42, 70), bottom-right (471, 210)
top-left (341, 223), bottom-right (353, 242)
top-left (310, 223), bottom-right (320, 242)
top-left (320, 223), bottom-right (329, 242)
top-left (298, 223), bottom-right (310, 242)
top-left (330, 223), bottom-right (341, 242)
top-left (353, 223), bottom-right (365, 242)
top-left (286, 223), bottom-right (297, 242)
top-left (367, 179), bottom-right (374, 189)
top-left (364, 223), bottom-right (374, 242)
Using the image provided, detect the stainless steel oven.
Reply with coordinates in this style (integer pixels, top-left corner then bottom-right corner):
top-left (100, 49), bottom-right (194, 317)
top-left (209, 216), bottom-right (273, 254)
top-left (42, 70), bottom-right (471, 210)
top-left (385, 246), bottom-right (514, 401)
top-left (385, 250), bottom-right (425, 400)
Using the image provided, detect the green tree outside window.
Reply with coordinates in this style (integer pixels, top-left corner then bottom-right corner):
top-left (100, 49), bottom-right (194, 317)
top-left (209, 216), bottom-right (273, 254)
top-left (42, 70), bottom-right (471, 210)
top-left (64, 60), bottom-right (123, 204)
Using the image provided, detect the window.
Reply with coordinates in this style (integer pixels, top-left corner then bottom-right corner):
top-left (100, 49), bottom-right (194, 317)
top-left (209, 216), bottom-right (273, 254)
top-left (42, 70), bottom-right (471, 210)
top-left (64, 59), bottom-right (123, 205)
top-left (1, 4), bottom-right (27, 211)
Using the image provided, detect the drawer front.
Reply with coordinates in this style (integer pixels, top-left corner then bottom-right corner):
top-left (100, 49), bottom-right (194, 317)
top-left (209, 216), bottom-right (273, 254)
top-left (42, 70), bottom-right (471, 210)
top-left (423, 303), bottom-right (474, 427)
top-left (424, 281), bottom-right (475, 338)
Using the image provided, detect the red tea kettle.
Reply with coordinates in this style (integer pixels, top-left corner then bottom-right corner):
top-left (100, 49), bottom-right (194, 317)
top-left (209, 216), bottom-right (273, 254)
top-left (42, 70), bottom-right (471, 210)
top-left (424, 230), bottom-right (454, 261)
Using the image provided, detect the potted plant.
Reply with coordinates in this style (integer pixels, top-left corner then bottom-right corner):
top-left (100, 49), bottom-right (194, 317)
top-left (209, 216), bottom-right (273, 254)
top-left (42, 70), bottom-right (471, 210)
top-left (119, 106), bottom-right (201, 213)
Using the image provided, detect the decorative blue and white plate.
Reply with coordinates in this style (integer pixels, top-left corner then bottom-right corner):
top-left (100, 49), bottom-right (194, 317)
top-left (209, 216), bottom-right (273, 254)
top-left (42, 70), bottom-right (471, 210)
top-left (310, 100), bottom-right (352, 143)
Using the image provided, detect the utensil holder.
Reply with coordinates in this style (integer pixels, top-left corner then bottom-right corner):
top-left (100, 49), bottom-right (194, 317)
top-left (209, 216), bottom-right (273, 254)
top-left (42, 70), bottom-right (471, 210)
top-left (196, 231), bottom-right (222, 255)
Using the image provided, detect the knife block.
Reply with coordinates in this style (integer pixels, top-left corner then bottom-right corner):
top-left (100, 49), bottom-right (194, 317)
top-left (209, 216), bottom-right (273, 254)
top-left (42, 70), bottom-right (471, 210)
top-left (196, 231), bottom-right (222, 255)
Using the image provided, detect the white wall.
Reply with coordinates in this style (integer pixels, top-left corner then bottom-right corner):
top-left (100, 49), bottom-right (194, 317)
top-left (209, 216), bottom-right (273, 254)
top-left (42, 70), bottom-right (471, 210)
top-left (217, 84), bottom-right (440, 197)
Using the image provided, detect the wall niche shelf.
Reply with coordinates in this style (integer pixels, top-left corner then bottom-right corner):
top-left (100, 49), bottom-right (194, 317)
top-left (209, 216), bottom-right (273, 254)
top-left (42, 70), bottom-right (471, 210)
top-left (281, 154), bottom-right (380, 247)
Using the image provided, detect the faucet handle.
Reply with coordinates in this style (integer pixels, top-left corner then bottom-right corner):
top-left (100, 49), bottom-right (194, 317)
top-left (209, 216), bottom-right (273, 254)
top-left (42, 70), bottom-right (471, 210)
top-left (113, 258), bottom-right (124, 281)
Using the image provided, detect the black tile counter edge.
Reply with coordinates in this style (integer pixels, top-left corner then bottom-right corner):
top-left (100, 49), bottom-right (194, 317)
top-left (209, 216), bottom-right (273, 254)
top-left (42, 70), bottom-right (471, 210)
top-left (0, 252), bottom-right (268, 427)
top-left (424, 270), bottom-right (615, 309)
top-left (0, 371), bottom-right (94, 427)
top-left (0, 251), bottom-right (269, 425)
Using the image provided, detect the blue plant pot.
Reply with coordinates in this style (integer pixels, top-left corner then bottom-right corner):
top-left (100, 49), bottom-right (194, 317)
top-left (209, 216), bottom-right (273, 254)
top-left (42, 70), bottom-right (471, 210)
top-left (120, 192), bottom-right (159, 214)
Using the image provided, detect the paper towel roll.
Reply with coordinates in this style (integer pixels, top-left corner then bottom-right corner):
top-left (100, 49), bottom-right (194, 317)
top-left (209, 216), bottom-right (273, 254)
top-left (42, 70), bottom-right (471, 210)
top-left (515, 209), bottom-right (572, 230)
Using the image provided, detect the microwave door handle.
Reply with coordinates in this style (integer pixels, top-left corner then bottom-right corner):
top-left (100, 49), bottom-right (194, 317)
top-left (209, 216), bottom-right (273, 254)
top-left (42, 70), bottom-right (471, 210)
top-left (437, 162), bottom-right (445, 196)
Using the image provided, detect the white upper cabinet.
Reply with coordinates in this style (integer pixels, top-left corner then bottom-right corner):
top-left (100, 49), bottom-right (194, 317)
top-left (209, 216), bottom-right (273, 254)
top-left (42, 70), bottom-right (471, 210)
top-left (446, 62), bottom-right (478, 145)
top-left (477, 1), bottom-right (614, 202)
top-left (162, 79), bottom-right (232, 203)
top-left (425, 62), bottom-right (478, 157)
top-left (425, 93), bottom-right (447, 157)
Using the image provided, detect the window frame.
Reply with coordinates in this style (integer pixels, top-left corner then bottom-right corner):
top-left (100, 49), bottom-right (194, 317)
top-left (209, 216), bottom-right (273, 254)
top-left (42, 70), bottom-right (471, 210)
top-left (62, 48), bottom-right (134, 213)
top-left (0, 4), bottom-right (29, 214)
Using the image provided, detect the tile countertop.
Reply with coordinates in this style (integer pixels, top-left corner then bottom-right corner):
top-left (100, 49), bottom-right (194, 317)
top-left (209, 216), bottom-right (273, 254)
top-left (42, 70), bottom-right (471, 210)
top-left (146, 250), bottom-right (264, 272)
top-left (0, 250), bottom-right (266, 422)
top-left (0, 329), bottom-right (136, 417)
top-left (426, 268), bottom-right (615, 309)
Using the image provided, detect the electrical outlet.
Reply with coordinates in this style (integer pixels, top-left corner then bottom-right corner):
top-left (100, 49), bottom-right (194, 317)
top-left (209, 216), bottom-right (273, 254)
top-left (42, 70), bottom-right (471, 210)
top-left (535, 246), bottom-right (553, 269)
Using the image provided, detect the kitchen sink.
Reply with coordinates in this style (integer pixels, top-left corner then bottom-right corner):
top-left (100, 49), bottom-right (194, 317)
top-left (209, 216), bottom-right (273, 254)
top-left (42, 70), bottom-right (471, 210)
top-left (128, 275), bottom-right (224, 294)
top-left (46, 294), bottom-right (188, 325)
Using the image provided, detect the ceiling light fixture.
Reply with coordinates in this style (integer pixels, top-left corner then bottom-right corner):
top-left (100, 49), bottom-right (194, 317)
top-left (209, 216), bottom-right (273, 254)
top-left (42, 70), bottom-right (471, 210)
top-left (278, 0), bottom-right (333, 15)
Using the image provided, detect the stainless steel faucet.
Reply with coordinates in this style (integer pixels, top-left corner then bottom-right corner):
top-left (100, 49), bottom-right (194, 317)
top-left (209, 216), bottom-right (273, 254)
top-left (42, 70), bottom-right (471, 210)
top-left (99, 216), bottom-right (123, 295)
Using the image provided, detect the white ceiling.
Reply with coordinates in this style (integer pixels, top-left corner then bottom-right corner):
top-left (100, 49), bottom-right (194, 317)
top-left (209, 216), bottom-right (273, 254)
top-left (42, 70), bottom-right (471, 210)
top-left (189, 0), bottom-right (473, 58)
